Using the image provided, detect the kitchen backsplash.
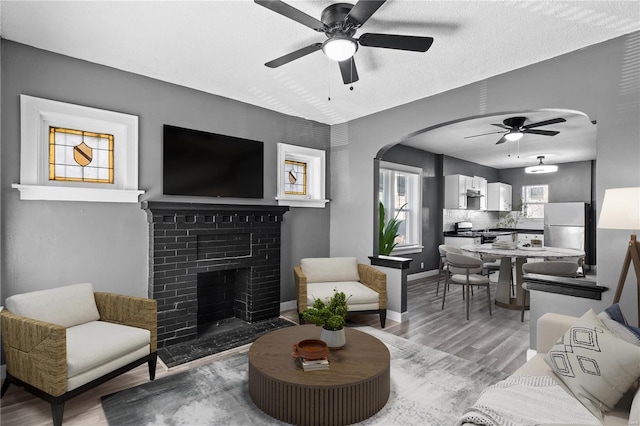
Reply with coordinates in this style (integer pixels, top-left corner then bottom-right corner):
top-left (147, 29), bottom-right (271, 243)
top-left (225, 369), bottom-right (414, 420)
top-left (443, 209), bottom-right (544, 231)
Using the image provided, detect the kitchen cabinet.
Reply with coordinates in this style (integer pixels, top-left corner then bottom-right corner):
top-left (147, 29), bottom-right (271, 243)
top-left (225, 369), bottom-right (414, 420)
top-left (517, 233), bottom-right (544, 246)
top-left (487, 182), bottom-right (512, 212)
top-left (444, 236), bottom-right (481, 248)
top-left (444, 174), bottom-right (487, 210)
top-left (444, 174), bottom-right (470, 209)
top-left (494, 233), bottom-right (515, 243)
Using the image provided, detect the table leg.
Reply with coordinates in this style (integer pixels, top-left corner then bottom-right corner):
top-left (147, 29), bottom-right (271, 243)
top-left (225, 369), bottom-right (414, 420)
top-left (514, 257), bottom-right (526, 305)
top-left (495, 256), bottom-right (529, 310)
top-left (494, 257), bottom-right (512, 305)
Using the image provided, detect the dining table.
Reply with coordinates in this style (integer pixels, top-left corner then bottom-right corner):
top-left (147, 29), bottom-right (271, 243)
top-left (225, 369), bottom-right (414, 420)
top-left (460, 244), bottom-right (585, 310)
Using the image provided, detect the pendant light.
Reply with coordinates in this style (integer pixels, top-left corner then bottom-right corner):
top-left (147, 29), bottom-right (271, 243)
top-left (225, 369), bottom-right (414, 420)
top-left (525, 156), bottom-right (558, 174)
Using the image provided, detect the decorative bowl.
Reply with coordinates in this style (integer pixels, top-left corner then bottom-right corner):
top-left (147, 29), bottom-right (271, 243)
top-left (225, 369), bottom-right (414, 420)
top-left (292, 339), bottom-right (329, 360)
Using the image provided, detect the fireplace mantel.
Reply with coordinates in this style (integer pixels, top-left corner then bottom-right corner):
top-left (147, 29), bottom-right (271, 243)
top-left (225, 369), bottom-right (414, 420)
top-left (142, 201), bottom-right (289, 347)
top-left (142, 201), bottom-right (290, 215)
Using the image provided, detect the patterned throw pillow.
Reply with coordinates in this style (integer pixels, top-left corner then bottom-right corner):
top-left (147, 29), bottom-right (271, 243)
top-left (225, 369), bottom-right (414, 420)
top-left (597, 303), bottom-right (640, 346)
top-left (544, 309), bottom-right (640, 421)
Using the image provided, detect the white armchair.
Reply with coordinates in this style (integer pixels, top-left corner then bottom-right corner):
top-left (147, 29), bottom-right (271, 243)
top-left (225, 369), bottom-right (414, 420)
top-left (0, 283), bottom-right (157, 426)
top-left (294, 257), bottom-right (387, 328)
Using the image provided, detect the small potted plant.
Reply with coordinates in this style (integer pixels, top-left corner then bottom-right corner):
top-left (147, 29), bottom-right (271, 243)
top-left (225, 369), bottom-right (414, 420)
top-left (302, 289), bottom-right (349, 349)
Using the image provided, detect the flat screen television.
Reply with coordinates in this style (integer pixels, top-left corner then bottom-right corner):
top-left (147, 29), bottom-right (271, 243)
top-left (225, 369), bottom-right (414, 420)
top-left (163, 125), bottom-right (264, 198)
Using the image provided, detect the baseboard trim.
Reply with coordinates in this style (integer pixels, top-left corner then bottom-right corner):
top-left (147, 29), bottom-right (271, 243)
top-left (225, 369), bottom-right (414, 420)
top-left (386, 309), bottom-right (409, 323)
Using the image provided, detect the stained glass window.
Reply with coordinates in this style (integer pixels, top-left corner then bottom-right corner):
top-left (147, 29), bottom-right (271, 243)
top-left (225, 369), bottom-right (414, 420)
top-left (49, 127), bottom-right (114, 184)
top-left (284, 159), bottom-right (307, 195)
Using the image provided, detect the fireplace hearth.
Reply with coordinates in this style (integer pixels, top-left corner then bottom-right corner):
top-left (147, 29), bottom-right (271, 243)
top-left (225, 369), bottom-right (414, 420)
top-left (143, 202), bottom-right (289, 348)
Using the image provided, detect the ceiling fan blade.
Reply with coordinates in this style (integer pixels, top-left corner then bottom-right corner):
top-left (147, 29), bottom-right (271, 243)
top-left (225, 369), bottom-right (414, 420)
top-left (491, 123), bottom-right (511, 130)
top-left (358, 33), bottom-right (434, 52)
top-left (522, 117), bottom-right (566, 129)
top-left (464, 130), bottom-right (506, 139)
top-left (265, 43), bottom-right (322, 68)
top-left (339, 58), bottom-right (359, 84)
top-left (254, 0), bottom-right (325, 31)
top-left (346, 0), bottom-right (386, 26)
top-left (523, 129), bottom-right (560, 136)
top-left (495, 136), bottom-right (508, 145)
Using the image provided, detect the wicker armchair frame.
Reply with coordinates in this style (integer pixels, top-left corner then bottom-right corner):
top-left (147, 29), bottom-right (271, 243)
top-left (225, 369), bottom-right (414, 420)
top-left (0, 292), bottom-right (158, 426)
top-left (294, 263), bottom-right (387, 328)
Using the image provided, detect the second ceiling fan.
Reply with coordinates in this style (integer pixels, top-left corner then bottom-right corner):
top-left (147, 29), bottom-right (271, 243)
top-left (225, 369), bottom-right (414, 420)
top-left (465, 116), bottom-right (567, 145)
top-left (255, 0), bottom-right (435, 84)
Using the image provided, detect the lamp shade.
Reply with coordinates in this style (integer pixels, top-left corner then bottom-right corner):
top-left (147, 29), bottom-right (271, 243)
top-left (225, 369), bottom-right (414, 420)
top-left (598, 187), bottom-right (640, 230)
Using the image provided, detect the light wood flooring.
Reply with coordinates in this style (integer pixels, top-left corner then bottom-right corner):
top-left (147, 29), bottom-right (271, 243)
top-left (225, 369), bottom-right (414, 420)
top-left (0, 274), bottom-right (529, 425)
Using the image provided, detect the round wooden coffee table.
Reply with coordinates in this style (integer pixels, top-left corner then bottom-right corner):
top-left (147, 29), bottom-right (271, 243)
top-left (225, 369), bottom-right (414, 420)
top-left (248, 325), bottom-right (390, 426)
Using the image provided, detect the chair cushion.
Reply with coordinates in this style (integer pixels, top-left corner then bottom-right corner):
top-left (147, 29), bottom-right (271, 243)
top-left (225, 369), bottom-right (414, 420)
top-left (522, 261), bottom-right (578, 277)
top-left (66, 321), bottom-right (151, 378)
top-left (307, 282), bottom-right (380, 307)
top-left (5, 283), bottom-right (100, 328)
top-left (301, 257), bottom-right (360, 283)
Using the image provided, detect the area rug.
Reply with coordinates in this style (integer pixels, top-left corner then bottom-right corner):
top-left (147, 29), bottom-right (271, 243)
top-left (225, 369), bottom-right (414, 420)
top-left (102, 326), bottom-right (508, 425)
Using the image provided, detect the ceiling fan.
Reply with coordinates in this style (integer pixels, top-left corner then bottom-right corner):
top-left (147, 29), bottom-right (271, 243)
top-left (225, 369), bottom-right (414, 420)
top-left (254, 0), bottom-right (434, 84)
top-left (464, 116), bottom-right (567, 145)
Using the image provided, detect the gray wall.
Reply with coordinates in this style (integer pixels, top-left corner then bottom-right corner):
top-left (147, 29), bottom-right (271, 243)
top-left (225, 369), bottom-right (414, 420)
top-left (443, 156), bottom-right (501, 183)
top-left (330, 32), bottom-right (640, 325)
top-left (499, 161), bottom-right (593, 204)
top-left (1, 41), bottom-right (331, 303)
top-left (380, 145), bottom-right (442, 274)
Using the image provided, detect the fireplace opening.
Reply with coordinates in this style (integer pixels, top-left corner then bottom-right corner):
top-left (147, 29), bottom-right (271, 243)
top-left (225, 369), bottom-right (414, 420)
top-left (197, 268), bottom-right (250, 335)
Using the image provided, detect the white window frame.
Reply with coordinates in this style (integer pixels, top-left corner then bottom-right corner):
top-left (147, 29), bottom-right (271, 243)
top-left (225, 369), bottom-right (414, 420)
top-left (276, 143), bottom-right (328, 208)
top-left (521, 184), bottom-right (548, 219)
top-left (379, 161), bottom-right (423, 255)
top-left (12, 95), bottom-right (144, 203)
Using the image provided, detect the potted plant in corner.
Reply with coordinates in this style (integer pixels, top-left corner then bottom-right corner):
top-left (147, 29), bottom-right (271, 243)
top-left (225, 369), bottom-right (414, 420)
top-left (302, 289), bottom-right (349, 349)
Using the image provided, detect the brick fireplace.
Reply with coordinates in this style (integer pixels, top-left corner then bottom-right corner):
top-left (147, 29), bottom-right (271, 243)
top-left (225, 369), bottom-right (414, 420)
top-left (142, 202), bottom-right (289, 348)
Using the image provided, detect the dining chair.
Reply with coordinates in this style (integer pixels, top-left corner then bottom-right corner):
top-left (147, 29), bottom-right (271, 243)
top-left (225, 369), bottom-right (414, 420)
top-left (436, 245), bottom-right (463, 297)
top-left (520, 261), bottom-right (579, 321)
top-left (443, 252), bottom-right (492, 320)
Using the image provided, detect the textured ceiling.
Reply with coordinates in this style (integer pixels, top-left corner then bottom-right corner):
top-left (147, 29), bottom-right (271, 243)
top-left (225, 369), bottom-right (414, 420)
top-left (1, 1), bottom-right (638, 168)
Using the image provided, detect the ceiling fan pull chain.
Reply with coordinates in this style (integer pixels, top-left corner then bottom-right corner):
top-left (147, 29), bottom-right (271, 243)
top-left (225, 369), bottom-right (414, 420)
top-left (328, 60), bottom-right (332, 101)
top-left (350, 57), bottom-right (354, 91)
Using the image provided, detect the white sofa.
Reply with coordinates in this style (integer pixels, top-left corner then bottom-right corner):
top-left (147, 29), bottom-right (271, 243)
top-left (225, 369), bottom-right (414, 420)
top-left (1, 283), bottom-right (157, 426)
top-left (461, 311), bottom-right (639, 425)
top-left (294, 257), bottom-right (387, 327)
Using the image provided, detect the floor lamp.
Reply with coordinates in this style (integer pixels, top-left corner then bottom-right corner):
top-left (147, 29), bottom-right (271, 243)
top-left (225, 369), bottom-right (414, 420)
top-left (597, 187), bottom-right (640, 325)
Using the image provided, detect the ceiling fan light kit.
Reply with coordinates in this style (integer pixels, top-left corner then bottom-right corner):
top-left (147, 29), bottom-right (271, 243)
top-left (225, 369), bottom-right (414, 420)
top-left (504, 131), bottom-right (524, 142)
top-left (525, 156), bottom-right (558, 174)
top-left (255, 0), bottom-right (434, 84)
top-left (322, 36), bottom-right (358, 61)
